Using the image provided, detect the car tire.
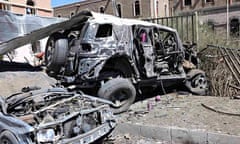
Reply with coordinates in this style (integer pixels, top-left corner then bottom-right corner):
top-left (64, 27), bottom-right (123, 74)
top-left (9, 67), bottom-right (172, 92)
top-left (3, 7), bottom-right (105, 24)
top-left (98, 78), bottom-right (136, 114)
top-left (45, 34), bottom-right (68, 75)
top-left (0, 130), bottom-right (19, 144)
top-left (185, 69), bottom-right (208, 95)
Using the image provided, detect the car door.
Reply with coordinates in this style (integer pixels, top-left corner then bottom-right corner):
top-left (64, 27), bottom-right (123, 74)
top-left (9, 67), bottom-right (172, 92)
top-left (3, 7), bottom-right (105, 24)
top-left (138, 27), bottom-right (156, 78)
top-left (154, 28), bottom-right (180, 74)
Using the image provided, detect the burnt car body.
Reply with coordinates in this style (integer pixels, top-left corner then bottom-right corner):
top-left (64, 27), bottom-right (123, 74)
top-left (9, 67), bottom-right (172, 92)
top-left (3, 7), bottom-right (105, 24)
top-left (44, 11), bottom-right (208, 113)
top-left (0, 87), bottom-right (116, 144)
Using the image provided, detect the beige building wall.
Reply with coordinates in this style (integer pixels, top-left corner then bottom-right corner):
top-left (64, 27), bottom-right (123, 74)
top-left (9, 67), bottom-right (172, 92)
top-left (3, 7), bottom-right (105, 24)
top-left (11, 5), bottom-right (25, 14)
top-left (0, 0), bottom-right (53, 17)
top-left (54, 0), bottom-right (168, 19)
top-left (170, 0), bottom-right (240, 14)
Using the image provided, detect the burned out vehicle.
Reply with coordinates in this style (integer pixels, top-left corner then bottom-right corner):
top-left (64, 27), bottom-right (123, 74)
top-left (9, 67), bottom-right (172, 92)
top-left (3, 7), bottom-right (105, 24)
top-left (45, 11), bottom-right (208, 113)
top-left (0, 87), bottom-right (116, 143)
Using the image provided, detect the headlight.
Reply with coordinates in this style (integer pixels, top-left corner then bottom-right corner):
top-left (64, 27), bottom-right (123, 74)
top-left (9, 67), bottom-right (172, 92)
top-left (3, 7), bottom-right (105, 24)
top-left (101, 109), bottom-right (114, 123)
top-left (37, 129), bottom-right (55, 143)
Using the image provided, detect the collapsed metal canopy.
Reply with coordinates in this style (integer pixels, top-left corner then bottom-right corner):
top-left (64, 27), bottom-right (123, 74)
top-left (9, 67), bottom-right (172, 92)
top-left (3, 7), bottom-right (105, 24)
top-left (0, 10), bottom-right (92, 56)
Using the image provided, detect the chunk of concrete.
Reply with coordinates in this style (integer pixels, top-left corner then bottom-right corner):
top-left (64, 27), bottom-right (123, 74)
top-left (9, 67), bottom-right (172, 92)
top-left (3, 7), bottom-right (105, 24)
top-left (207, 132), bottom-right (240, 144)
top-left (140, 125), bottom-right (171, 142)
top-left (171, 127), bottom-right (207, 144)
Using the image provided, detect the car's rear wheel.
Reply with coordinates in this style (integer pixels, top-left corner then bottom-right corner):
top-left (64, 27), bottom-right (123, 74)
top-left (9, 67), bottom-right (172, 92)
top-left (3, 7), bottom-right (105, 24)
top-left (98, 78), bottom-right (136, 114)
top-left (185, 69), bottom-right (208, 95)
top-left (0, 131), bottom-right (18, 144)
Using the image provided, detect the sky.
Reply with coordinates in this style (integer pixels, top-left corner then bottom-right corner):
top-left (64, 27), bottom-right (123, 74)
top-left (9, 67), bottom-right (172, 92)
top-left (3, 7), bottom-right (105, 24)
top-left (51, 0), bottom-right (84, 7)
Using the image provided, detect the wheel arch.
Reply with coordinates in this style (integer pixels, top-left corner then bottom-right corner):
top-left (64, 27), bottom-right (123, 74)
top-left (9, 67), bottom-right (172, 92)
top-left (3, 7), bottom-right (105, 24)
top-left (0, 129), bottom-right (20, 143)
top-left (100, 54), bottom-right (139, 79)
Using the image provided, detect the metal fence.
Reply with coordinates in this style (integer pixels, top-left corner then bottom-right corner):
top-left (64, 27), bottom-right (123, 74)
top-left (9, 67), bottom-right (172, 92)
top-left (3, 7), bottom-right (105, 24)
top-left (144, 13), bottom-right (198, 44)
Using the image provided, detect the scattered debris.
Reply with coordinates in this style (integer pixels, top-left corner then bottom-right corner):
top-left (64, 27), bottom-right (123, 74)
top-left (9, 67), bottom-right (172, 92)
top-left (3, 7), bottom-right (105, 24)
top-left (201, 45), bottom-right (240, 96)
top-left (201, 103), bottom-right (240, 117)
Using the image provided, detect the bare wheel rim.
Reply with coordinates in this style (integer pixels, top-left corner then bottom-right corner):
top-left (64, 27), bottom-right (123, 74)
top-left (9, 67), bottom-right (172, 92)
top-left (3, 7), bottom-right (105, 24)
top-left (111, 89), bottom-right (130, 108)
top-left (46, 39), bottom-right (55, 64)
top-left (1, 138), bottom-right (10, 144)
top-left (191, 74), bottom-right (207, 90)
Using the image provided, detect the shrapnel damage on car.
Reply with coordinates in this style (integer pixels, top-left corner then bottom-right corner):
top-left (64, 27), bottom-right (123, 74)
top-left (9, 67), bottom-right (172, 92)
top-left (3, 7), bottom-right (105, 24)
top-left (44, 11), bottom-right (208, 113)
top-left (0, 87), bottom-right (116, 144)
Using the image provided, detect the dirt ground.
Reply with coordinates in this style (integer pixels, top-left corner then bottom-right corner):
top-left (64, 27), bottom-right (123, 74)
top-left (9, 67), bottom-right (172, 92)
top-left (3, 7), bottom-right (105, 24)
top-left (0, 72), bottom-right (56, 97)
top-left (104, 133), bottom-right (174, 144)
top-left (118, 93), bottom-right (240, 136)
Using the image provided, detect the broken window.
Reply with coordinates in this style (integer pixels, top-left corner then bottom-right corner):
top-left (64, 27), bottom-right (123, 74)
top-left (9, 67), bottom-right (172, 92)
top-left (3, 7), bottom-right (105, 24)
top-left (26, 0), bottom-right (35, 15)
top-left (184, 0), bottom-right (192, 6)
top-left (134, 0), bottom-right (140, 16)
top-left (96, 24), bottom-right (112, 38)
top-left (207, 20), bottom-right (215, 30)
top-left (230, 18), bottom-right (240, 37)
top-left (117, 4), bottom-right (122, 17)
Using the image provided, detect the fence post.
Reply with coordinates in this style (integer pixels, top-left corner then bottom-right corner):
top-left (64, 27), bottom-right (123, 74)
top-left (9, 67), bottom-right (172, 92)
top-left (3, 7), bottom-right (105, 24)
top-left (195, 11), bottom-right (199, 52)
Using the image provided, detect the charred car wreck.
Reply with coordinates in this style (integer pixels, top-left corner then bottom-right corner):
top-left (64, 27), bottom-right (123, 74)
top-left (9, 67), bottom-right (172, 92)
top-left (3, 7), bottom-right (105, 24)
top-left (44, 11), bottom-right (208, 114)
top-left (0, 87), bottom-right (116, 143)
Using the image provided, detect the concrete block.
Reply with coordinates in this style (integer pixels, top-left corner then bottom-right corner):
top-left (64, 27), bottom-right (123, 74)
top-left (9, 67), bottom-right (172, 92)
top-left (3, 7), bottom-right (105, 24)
top-left (114, 123), bottom-right (141, 136)
top-left (188, 129), bottom-right (207, 144)
top-left (171, 127), bottom-right (207, 144)
top-left (207, 132), bottom-right (240, 144)
top-left (153, 126), bottom-right (171, 142)
top-left (140, 125), bottom-right (171, 142)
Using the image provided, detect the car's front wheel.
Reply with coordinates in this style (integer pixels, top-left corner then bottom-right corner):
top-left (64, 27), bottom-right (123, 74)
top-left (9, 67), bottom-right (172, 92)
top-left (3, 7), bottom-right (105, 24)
top-left (98, 78), bottom-right (136, 114)
top-left (0, 131), bottom-right (19, 144)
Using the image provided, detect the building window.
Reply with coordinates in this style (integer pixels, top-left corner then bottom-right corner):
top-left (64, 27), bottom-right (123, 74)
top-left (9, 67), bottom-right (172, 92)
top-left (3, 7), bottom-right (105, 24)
top-left (0, 0), bottom-right (10, 11)
top-left (230, 18), bottom-right (239, 37)
top-left (57, 15), bottom-right (61, 18)
top-left (207, 20), bottom-right (215, 30)
top-left (26, 0), bottom-right (35, 15)
top-left (134, 0), bottom-right (140, 16)
top-left (156, 0), bottom-right (159, 17)
top-left (205, 0), bottom-right (214, 3)
top-left (184, 0), bottom-right (192, 6)
top-left (70, 12), bottom-right (75, 17)
top-left (164, 4), bottom-right (167, 17)
top-left (100, 6), bottom-right (104, 13)
top-left (0, 3), bottom-right (10, 11)
top-left (117, 4), bottom-right (122, 17)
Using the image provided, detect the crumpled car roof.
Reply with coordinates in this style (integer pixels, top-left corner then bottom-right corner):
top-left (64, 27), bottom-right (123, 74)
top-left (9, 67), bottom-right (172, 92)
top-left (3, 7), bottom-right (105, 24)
top-left (0, 10), bottom-right (176, 56)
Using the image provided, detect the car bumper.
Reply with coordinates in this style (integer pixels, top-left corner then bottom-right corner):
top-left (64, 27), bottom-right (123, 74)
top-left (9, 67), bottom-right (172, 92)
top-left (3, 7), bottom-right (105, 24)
top-left (59, 121), bottom-right (116, 144)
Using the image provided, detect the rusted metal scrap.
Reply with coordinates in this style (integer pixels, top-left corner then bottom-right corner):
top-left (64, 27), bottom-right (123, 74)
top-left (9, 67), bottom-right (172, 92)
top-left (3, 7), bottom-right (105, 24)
top-left (207, 45), bottom-right (240, 86)
top-left (201, 103), bottom-right (240, 117)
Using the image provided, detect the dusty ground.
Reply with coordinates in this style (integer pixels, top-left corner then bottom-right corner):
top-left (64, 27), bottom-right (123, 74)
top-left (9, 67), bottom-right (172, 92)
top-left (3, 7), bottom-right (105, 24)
top-left (118, 93), bottom-right (240, 136)
top-left (104, 133), bottom-right (174, 144)
top-left (0, 72), bottom-right (56, 96)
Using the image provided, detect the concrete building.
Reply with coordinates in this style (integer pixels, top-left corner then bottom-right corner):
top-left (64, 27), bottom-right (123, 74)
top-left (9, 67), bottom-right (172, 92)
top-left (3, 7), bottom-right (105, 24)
top-left (169, 0), bottom-right (240, 36)
top-left (54, 0), bottom-right (169, 19)
top-left (0, 0), bottom-right (53, 17)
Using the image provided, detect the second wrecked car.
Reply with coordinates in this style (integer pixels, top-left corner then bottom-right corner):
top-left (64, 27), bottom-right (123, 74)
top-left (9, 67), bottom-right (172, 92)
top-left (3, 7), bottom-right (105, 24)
top-left (0, 87), bottom-right (116, 144)
top-left (44, 11), bottom-right (208, 113)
